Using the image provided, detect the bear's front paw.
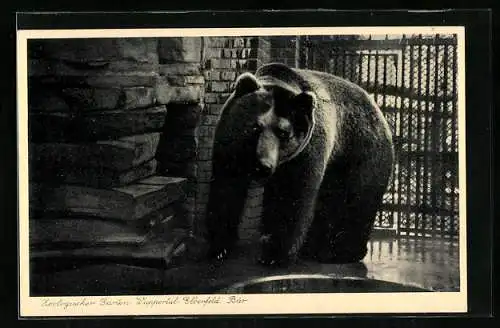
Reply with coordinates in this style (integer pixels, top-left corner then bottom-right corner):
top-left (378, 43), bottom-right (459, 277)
top-left (257, 256), bottom-right (288, 267)
top-left (207, 246), bottom-right (230, 262)
top-left (257, 234), bottom-right (290, 267)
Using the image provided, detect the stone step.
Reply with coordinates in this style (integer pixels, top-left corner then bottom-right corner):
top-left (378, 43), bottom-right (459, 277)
top-left (30, 228), bottom-right (188, 273)
top-left (30, 133), bottom-right (161, 171)
top-left (29, 263), bottom-right (166, 296)
top-left (30, 175), bottom-right (188, 221)
top-left (31, 159), bottom-right (158, 189)
top-left (29, 106), bottom-right (167, 142)
top-left (29, 205), bottom-right (183, 248)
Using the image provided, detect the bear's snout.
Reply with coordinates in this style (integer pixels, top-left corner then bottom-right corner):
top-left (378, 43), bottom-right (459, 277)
top-left (254, 161), bottom-right (275, 180)
top-left (255, 129), bottom-right (279, 180)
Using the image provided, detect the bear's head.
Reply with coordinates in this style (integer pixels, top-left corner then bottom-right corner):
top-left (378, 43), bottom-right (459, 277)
top-left (225, 71), bottom-right (317, 181)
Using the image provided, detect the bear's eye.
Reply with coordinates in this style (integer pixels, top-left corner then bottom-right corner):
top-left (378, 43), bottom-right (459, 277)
top-left (252, 122), bottom-right (263, 133)
top-left (275, 129), bottom-right (291, 140)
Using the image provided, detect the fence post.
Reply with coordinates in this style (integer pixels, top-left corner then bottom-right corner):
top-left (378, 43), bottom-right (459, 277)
top-left (295, 36), bottom-right (301, 68)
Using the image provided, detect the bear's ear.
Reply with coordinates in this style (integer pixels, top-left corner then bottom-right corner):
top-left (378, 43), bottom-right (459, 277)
top-left (233, 72), bottom-right (262, 97)
top-left (292, 91), bottom-right (316, 134)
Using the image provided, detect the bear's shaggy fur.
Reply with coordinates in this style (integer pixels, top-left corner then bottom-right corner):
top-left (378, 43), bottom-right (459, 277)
top-left (205, 63), bottom-right (394, 265)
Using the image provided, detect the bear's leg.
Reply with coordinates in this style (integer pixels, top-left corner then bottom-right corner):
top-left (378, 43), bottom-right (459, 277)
top-left (205, 177), bottom-right (251, 261)
top-left (300, 165), bottom-right (347, 261)
top-left (327, 187), bottom-right (386, 263)
top-left (259, 165), bottom-right (322, 266)
top-left (310, 161), bottom-right (391, 264)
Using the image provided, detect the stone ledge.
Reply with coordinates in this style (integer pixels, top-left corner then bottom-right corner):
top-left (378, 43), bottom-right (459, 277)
top-left (31, 74), bottom-right (160, 88)
top-left (30, 175), bottom-right (188, 221)
top-left (29, 59), bottom-right (159, 76)
top-left (29, 38), bottom-right (159, 64)
top-left (29, 106), bottom-right (168, 142)
top-left (155, 83), bottom-right (203, 105)
top-left (158, 37), bottom-right (202, 63)
top-left (60, 87), bottom-right (156, 111)
top-left (30, 132), bottom-right (161, 171)
top-left (163, 75), bottom-right (205, 87)
top-left (159, 63), bottom-right (201, 76)
top-left (31, 159), bottom-right (159, 189)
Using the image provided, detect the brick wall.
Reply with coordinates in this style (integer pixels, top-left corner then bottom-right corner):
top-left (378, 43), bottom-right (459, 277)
top-left (194, 36), bottom-right (270, 242)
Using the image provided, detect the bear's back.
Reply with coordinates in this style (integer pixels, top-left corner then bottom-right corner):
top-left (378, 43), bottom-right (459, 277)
top-left (256, 63), bottom-right (375, 111)
top-left (295, 68), bottom-right (375, 109)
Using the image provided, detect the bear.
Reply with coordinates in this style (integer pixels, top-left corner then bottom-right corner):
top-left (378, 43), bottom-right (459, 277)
top-left (204, 62), bottom-right (394, 266)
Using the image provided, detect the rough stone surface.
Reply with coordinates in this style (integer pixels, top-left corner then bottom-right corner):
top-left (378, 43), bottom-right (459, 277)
top-left (28, 37), bottom-right (208, 264)
top-left (30, 176), bottom-right (188, 221)
top-left (30, 133), bottom-right (161, 171)
top-left (61, 87), bottom-right (123, 111)
top-left (121, 87), bottom-right (157, 110)
top-left (164, 104), bottom-right (203, 131)
top-left (31, 159), bottom-right (159, 189)
top-left (29, 88), bottom-right (70, 112)
top-left (30, 86), bottom-right (159, 112)
top-left (159, 63), bottom-right (201, 76)
top-left (157, 161), bottom-right (198, 180)
top-left (29, 59), bottom-right (159, 76)
top-left (155, 82), bottom-right (203, 104)
top-left (158, 37), bottom-right (202, 63)
top-left (164, 75), bottom-right (205, 86)
top-left (155, 137), bottom-right (197, 163)
top-left (29, 106), bottom-right (168, 142)
top-left (29, 38), bottom-right (159, 63)
top-left (31, 73), bottom-right (160, 89)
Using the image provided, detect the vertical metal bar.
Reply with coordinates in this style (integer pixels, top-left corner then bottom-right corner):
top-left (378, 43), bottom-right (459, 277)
top-left (295, 36), bottom-right (301, 69)
top-left (378, 237), bottom-right (382, 261)
top-left (357, 50), bottom-right (363, 86)
top-left (406, 41), bottom-right (414, 235)
top-left (323, 47), bottom-right (330, 73)
top-left (342, 48), bottom-right (347, 79)
top-left (374, 50), bottom-right (379, 103)
top-left (305, 37), bottom-right (310, 69)
top-left (382, 54), bottom-right (394, 227)
top-left (367, 49), bottom-right (372, 91)
top-left (450, 37), bottom-right (458, 237)
top-left (426, 42), bottom-right (439, 237)
top-left (415, 35), bottom-right (423, 237)
top-left (431, 36), bottom-right (440, 238)
top-left (347, 52), bottom-right (351, 81)
top-left (370, 45), bottom-right (380, 228)
top-left (332, 48), bottom-right (337, 75)
top-left (395, 48), bottom-right (406, 234)
top-left (440, 39), bottom-right (449, 237)
top-left (347, 54), bottom-right (353, 82)
top-left (330, 49), bottom-right (335, 75)
top-left (382, 55), bottom-right (388, 109)
top-left (371, 41), bottom-right (379, 231)
top-left (397, 37), bottom-right (407, 234)
top-left (424, 41), bottom-right (432, 237)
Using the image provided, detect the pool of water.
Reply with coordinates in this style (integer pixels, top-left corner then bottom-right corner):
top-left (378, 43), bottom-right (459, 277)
top-left (214, 274), bottom-right (430, 293)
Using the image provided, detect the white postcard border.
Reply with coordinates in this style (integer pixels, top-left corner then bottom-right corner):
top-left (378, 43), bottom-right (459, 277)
top-left (17, 25), bottom-right (467, 317)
